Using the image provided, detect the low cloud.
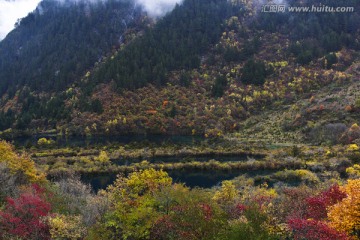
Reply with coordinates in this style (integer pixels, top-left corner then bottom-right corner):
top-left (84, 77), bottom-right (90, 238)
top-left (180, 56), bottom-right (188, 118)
top-left (135, 0), bottom-right (182, 17)
top-left (0, 0), bottom-right (42, 40)
top-left (272, 0), bottom-right (287, 4)
top-left (53, 0), bottom-right (183, 16)
top-left (0, 0), bottom-right (183, 40)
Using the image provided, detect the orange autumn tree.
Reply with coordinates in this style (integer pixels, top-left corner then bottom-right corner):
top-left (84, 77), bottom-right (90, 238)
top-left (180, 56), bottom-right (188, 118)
top-left (327, 179), bottom-right (360, 239)
top-left (0, 140), bottom-right (44, 182)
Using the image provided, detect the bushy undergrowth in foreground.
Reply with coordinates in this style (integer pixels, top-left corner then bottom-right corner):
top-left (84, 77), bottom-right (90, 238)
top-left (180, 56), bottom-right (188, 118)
top-left (0, 141), bottom-right (359, 240)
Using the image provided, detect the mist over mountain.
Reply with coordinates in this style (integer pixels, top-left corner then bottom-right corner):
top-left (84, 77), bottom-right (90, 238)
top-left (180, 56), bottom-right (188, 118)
top-left (135, 0), bottom-right (182, 17)
top-left (0, 0), bottom-right (145, 95)
top-left (0, 0), bottom-right (182, 40)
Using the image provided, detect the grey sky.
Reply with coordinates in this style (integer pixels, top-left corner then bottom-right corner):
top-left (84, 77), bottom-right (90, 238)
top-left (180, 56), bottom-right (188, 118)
top-left (0, 0), bottom-right (42, 40)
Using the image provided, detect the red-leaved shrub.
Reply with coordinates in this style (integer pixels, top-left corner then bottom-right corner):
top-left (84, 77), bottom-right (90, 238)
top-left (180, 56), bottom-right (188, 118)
top-left (0, 184), bottom-right (51, 240)
top-left (288, 218), bottom-right (347, 240)
top-left (305, 184), bottom-right (347, 220)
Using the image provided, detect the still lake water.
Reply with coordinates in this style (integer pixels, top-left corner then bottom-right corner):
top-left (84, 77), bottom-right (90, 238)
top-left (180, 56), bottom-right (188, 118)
top-left (14, 135), bottom-right (268, 190)
top-left (81, 169), bottom-right (275, 192)
top-left (12, 134), bottom-right (204, 148)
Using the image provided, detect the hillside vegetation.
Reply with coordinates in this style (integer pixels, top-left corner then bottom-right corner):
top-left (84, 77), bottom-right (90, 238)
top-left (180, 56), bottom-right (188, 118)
top-left (1, 0), bottom-right (360, 239)
top-left (1, 140), bottom-right (360, 239)
top-left (0, 0), bottom-right (359, 143)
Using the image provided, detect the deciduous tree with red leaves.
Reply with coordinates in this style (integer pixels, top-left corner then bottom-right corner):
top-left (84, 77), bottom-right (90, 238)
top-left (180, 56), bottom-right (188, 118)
top-left (0, 184), bottom-right (51, 240)
top-left (287, 184), bottom-right (349, 240)
top-left (287, 218), bottom-right (347, 240)
top-left (305, 184), bottom-right (347, 220)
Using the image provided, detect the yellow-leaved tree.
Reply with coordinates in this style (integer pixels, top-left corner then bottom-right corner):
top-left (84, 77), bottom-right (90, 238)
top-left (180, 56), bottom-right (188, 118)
top-left (0, 140), bottom-right (44, 182)
top-left (213, 180), bottom-right (239, 203)
top-left (104, 169), bottom-right (172, 239)
top-left (95, 150), bottom-right (110, 164)
top-left (48, 214), bottom-right (86, 240)
top-left (346, 164), bottom-right (360, 178)
top-left (327, 179), bottom-right (360, 239)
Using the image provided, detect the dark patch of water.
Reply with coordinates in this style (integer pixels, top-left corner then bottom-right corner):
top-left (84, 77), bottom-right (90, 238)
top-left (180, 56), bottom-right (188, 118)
top-left (81, 169), bottom-right (276, 192)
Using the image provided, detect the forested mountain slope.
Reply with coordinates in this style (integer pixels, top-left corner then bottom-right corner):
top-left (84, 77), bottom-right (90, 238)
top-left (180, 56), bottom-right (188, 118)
top-left (0, 0), bottom-right (360, 144)
top-left (0, 0), bottom-right (144, 94)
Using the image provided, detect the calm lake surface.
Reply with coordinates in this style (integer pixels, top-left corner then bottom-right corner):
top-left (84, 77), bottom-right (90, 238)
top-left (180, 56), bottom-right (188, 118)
top-left (81, 169), bottom-right (275, 192)
top-left (12, 134), bottom-right (205, 148)
top-left (14, 135), bottom-right (267, 190)
top-left (113, 153), bottom-right (263, 165)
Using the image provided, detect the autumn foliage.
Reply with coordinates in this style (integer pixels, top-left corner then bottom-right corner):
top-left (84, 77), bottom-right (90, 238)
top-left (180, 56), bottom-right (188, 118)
top-left (0, 184), bottom-right (51, 240)
top-left (305, 184), bottom-right (347, 220)
top-left (0, 140), bottom-right (360, 240)
top-left (0, 140), bottom-right (45, 182)
top-left (288, 218), bottom-right (347, 240)
top-left (328, 179), bottom-right (360, 238)
top-left (285, 184), bottom-right (349, 240)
